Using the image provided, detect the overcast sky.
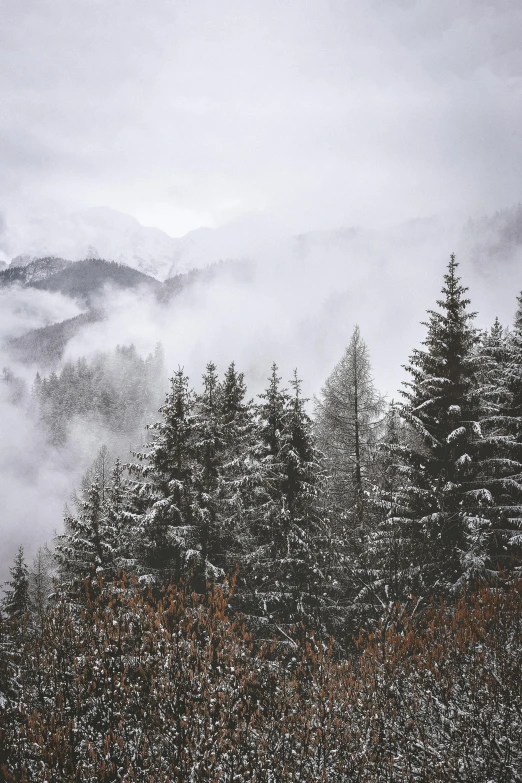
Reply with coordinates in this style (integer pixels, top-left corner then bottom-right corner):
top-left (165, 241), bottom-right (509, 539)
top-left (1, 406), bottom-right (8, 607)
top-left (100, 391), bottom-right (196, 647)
top-left (2, 0), bottom-right (521, 237)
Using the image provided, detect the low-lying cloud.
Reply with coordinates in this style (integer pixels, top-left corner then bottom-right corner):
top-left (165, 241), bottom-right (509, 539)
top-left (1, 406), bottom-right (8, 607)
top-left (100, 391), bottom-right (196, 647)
top-left (1, 209), bottom-right (522, 581)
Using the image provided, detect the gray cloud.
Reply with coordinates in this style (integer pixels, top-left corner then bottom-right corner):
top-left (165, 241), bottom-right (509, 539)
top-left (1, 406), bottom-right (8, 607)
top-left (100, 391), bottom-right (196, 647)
top-left (1, 0), bottom-right (521, 236)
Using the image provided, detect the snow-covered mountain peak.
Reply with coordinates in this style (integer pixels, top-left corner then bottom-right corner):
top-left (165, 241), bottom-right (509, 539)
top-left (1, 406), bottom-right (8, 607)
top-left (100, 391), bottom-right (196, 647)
top-left (3, 207), bottom-right (182, 280)
top-left (2, 207), bottom-right (285, 281)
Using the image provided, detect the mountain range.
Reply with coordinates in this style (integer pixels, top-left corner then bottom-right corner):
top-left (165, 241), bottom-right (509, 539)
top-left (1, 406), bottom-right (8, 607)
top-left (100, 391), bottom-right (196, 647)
top-left (2, 202), bottom-right (521, 372)
top-left (2, 203), bottom-right (521, 284)
top-left (0, 207), bottom-right (281, 281)
top-left (2, 256), bottom-right (247, 366)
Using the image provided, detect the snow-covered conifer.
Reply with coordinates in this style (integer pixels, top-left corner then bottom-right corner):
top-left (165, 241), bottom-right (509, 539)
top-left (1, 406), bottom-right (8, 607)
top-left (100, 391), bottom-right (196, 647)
top-left (474, 317), bottom-right (522, 574)
top-left (396, 255), bottom-right (489, 592)
top-left (128, 368), bottom-right (198, 580)
top-left (245, 366), bottom-right (329, 634)
top-left (0, 547), bottom-right (30, 704)
top-left (2, 546), bottom-right (29, 622)
top-left (214, 362), bottom-right (257, 573)
top-left (55, 447), bottom-right (130, 588)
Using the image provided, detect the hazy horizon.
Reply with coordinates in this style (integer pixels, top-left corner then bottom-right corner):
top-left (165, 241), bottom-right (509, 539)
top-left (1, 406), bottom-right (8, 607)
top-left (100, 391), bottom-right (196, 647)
top-left (2, 0), bottom-right (522, 238)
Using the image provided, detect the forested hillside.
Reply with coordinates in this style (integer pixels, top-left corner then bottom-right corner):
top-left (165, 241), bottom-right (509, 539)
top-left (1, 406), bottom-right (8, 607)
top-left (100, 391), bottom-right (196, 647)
top-left (33, 343), bottom-right (166, 445)
top-left (7, 310), bottom-right (102, 366)
top-left (0, 256), bottom-right (72, 286)
top-left (2, 258), bottom-right (243, 367)
top-left (1, 255), bottom-right (522, 781)
top-left (0, 257), bottom-right (160, 302)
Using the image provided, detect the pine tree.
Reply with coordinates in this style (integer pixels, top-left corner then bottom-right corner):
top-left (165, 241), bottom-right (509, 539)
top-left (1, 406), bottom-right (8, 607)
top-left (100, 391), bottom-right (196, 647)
top-left (1, 547), bottom-right (30, 703)
top-left (492, 295), bottom-right (522, 571)
top-left (474, 317), bottom-right (522, 574)
top-left (191, 361), bottom-right (228, 589)
top-left (126, 362), bottom-right (259, 590)
top-left (213, 362), bottom-right (257, 576)
top-left (55, 447), bottom-right (126, 588)
top-left (244, 365), bottom-right (328, 635)
top-left (2, 546), bottom-right (29, 622)
top-left (104, 458), bottom-right (133, 571)
top-left (128, 368), bottom-right (199, 580)
top-left (56, 475), bottom-right (106, 587)
top-left (395, 255), bottom-right (488, 593)
top-left (367, 402), bottom-right (423, 608)
top-left (28, 546), bottom-right (53, 634)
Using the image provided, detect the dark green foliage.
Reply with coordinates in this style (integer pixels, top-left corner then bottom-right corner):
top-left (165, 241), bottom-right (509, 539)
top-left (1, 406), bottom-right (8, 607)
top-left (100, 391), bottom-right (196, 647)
top-left (474, 318), bottom-right (522, 573)
top-left (1, 547), bottom-right (29, 622)
top-left (123, 361), bottom-right (329, 634)
top-left (55, 448), bottom-right (133, 589)
top-left (241, 365), bottom-right (329, 634)
top-left (127, 363), bottom-right (258, 589)
top-left (395, 255), bottom-right (488, 592)
top-left (128, 368), bottom-right (200, 578)
top-left (217, 362), bottom-right (258, 569)
top-left (0, 548), bottom-right (30, 705)
top-left (367, 402), bottom-right (425, 606)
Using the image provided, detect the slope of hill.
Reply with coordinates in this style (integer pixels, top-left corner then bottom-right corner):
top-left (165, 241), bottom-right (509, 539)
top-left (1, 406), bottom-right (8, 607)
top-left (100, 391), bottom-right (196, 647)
top-left (0, 257), bottom-right (72, 287)
top-left (3, 208), bottom-right (282, 280)
top-left (3, 207), bottom-right (196, 280)
top-left (462, 203), bottom-right (522, 274)
top-left (3, 260), bottom-right (244, 367)
top-left (160, 259), bottom-right (252, 302)
top-left (1, 257), bottom-right (161, 304)
top-left (3, 207), bottom-right (180, 280)
top-left (29, 258), bottom-right (161, 304)
top-left (7, 310), bottom-right (102, 366)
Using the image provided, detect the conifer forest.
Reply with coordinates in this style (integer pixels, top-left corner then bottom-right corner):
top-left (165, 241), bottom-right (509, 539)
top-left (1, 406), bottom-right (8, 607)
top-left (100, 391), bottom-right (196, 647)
top-left (1, 255), bottom-right (522, 781)
top-left (3, 1), bottom-right (522, 780)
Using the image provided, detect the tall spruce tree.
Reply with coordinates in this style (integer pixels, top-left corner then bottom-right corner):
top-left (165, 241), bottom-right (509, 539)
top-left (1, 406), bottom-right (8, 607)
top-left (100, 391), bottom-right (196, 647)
top-left (127, 363), bottom-right (255, 589)
top-left (474, 318), bottom-right (522, 574)
top-left (216, 362), bottom-right (257, 574)
top-left (1, 547), bottom-right (30, 703)
top-left (102, 458), bottom-right (133, 573)
top-left (191, 361), bottom-right (228, 588)
top-left (55, 472), bottom-right (107, 587)
top-left (494, 296), bottom-right (522, 570)
top-left (244, 365), bottom-right (328, 635)
top-left (128, 368), bottom-right (198, 581)
top-left (508, 297), bottom-right (522, 567)
top-left (55, 448), bottom-right (131, 588)
top-left (2, 547), bottom-right (29, 622)
top-left (395, 255), bottom-right (489, 593)
top-left (363, 402), bottom-right (421, 609)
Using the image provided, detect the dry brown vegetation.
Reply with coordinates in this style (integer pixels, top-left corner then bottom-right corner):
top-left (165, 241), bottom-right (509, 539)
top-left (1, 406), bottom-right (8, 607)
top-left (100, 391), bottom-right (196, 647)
top-left (1, 576), bottom-right (521, 782)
